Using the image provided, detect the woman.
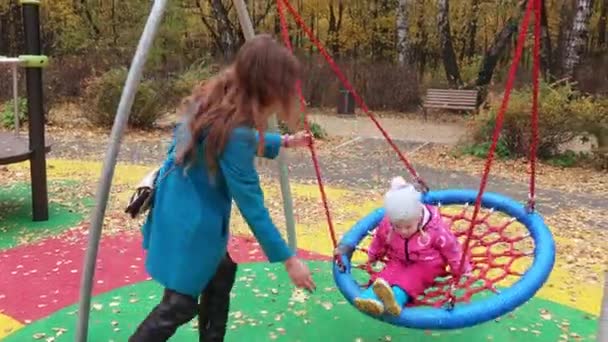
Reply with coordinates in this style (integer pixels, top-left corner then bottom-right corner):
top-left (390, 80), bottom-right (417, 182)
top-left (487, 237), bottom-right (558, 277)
top-left (130, 34), bottom-right (316, 342)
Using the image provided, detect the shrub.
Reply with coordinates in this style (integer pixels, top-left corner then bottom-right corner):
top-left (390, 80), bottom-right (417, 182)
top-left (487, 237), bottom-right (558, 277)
top-left (469, 81), bottom-right (590, 159)
top-left (571, 96), bottom-right (608, 170)
top-left (278, 119), bottom-right (327, 140)
top-left (459, 56), bottom-right (484, 85)
top-left (546, 150), bottom-right (578, 168)
top-left (83, 67), bottom-right (165, 129)
top-left (467, 81), bottom-right (608, 170)
top-left (307, 121), bottom-right (327, 139)
top-left (44, 55), bottom-right (102, 105)
top-left (1, 97), bottom-right (27, 129)
top-left (169, 60), bottom-right (218, 105)
top-left (299, 58), bottom-right (420, 112)
top-left (461, 139), bottom-right (511, 159)
top-left (568, 95), bottom-right (608, 151)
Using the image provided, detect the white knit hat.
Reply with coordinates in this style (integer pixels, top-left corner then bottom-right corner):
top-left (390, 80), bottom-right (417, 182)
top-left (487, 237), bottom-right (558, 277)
top-left (383, 176), bottom-right (422, 222)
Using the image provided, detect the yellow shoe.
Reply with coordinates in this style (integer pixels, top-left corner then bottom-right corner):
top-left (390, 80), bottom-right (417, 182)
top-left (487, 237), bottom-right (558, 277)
top-left (372, 278), bottom-right (402, 316)
top-left (354, 297), bottom-right (384, 316)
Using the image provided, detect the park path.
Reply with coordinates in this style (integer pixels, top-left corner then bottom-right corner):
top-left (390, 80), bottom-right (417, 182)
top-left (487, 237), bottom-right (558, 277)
top-left (309, 113), bottom-right (467, 145)
top-left (44, 114), bottom-right (605, 217)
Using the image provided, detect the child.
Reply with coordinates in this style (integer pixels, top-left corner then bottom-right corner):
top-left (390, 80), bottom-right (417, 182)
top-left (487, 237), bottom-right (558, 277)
top-left (354, 177), bottom-right (471, 316)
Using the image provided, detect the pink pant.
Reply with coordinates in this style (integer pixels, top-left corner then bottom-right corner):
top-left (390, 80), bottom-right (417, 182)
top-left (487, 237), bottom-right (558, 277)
top-left (371, 261), bottom-right (447, 297)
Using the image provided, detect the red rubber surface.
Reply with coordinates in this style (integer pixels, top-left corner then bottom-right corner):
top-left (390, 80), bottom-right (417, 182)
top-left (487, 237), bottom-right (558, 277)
top-left (0, 224), bottom-right (329, 323)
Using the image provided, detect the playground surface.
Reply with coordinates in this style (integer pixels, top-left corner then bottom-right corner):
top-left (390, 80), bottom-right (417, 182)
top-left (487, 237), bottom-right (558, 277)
top-left (1, 127), bottom-right (606, 341)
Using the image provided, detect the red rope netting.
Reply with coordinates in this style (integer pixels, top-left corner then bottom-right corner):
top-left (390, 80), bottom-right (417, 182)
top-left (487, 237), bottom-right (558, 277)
top-left (351, 205), bottom-right (535, 307)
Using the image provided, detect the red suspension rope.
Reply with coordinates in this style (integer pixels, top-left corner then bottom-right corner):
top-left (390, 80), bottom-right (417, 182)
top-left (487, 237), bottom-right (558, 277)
top-left (448, 0), bottom-right (537, 305)
top-left (276, 0), bottom-right (338, 248)
top-left (278, 0), bottom-right (429, 192)
top-left (528, 0), bottom-right (541, 212)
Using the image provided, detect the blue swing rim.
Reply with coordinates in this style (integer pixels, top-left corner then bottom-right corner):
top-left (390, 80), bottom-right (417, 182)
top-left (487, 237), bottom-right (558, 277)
top-left (333, 188), bottom-right (556, 330)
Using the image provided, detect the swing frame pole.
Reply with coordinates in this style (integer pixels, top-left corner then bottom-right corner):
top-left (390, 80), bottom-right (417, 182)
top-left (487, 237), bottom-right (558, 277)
top-left (232, 0), bottom-right (298, 251)
top-left (21, 0), bottom-right (49, 221)
top-left (74, 0), bottom-right (169, 340)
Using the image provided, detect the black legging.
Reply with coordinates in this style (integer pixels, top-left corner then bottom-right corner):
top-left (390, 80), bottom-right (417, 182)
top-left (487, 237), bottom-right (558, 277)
top-left (198, 253), bottom-right (238, 341)
top-left (129, 253), bottom-right (238, 342)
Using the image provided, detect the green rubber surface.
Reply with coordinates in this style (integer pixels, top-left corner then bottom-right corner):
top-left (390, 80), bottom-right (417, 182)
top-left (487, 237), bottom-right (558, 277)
top-left (0, 181), bottom-right (86, 251)
top-left (6, 261), bottom-right (597, 341)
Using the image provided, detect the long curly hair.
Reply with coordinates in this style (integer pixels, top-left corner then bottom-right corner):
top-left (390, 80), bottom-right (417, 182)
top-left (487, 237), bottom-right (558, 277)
top-left (175, 34), bottom-right (301, 174)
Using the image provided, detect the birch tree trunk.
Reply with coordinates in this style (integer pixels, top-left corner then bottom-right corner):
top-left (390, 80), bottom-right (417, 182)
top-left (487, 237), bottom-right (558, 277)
top-left (437, 0), bottom-right (462, 87)
top-left (396, 0), bottom-right (410, 65)
top-left (562, 0), bottom-right (594, 78)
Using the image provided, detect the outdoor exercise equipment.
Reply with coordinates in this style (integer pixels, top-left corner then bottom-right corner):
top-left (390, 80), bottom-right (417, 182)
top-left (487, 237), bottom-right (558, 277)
top-left (0, 0), bottom-right (50, 222)
top-left (275, 0), bottom-right (556, 330)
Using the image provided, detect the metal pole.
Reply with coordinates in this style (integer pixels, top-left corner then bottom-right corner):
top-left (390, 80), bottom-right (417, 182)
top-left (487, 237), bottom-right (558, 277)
top-left (232, 0), bottom-right (297, 251)
top-left (21, 1), bottom-right (48, 221)
top-left (599, 272), bottom-right (608, 342)
top-left (12, 64), bottom-right (20, 134)
top-left (74, 1), bottom-right (169, 340)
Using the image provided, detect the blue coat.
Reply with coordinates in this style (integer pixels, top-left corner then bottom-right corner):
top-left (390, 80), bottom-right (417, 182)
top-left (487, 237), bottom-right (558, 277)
top-left (141, 125), bottom-right (294, 297)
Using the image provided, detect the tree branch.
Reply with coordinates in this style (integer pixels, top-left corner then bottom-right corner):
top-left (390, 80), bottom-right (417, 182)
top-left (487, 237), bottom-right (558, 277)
top-left (254, 0), bottom-right (274, 28)
top-left (195, 0), bottom-right (221, 47)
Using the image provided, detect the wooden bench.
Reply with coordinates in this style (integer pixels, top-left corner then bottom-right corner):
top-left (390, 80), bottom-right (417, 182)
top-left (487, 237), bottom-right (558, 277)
top-left (421, 88), bottom-right (479, 120)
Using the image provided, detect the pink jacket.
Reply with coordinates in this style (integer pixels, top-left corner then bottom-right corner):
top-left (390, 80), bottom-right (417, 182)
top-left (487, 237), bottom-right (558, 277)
top-left (367, 205), bottom-right (471, 277)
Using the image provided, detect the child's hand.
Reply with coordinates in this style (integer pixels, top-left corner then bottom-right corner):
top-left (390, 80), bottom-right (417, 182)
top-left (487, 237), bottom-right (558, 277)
top-left (452, 262), bottom-right (473, 279)
top-left (333, 244), bottom-right (353, 256)
top-left (283, 131), bottom-right (312, 148)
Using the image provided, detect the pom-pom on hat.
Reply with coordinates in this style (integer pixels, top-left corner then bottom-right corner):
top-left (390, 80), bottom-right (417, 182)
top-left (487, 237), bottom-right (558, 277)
top-left (384, 176), bottom-right (423, 222)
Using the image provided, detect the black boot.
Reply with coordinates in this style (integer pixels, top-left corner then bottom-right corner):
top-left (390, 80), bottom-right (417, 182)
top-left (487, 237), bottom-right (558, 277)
top-left (199, 252), bottom-right (238, 342)
top-left (129, 288), bottom-right (198, 342)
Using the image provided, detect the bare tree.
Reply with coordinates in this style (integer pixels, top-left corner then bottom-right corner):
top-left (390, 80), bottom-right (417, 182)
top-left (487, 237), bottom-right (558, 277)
top-left (540, 0), bottom-right (553, 78)
top-left (74, 0), bottom-right (100, 38)
top-left (0, 2), bottom-right (23, 56)
top-left (437, 0), bottom-right (462, 86)
top-left (476, 0), bottom-right (528, 87)
top-left (464, 0), bottom-right (480, 59)
top-left (195, 0), bottom-right (274, 61)
top-left (413, 0), bottom-right (429, 77)
top-left (328, 0), bottom-right (344, 56)
top-left (599, 0), bottom-right (607, 48)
